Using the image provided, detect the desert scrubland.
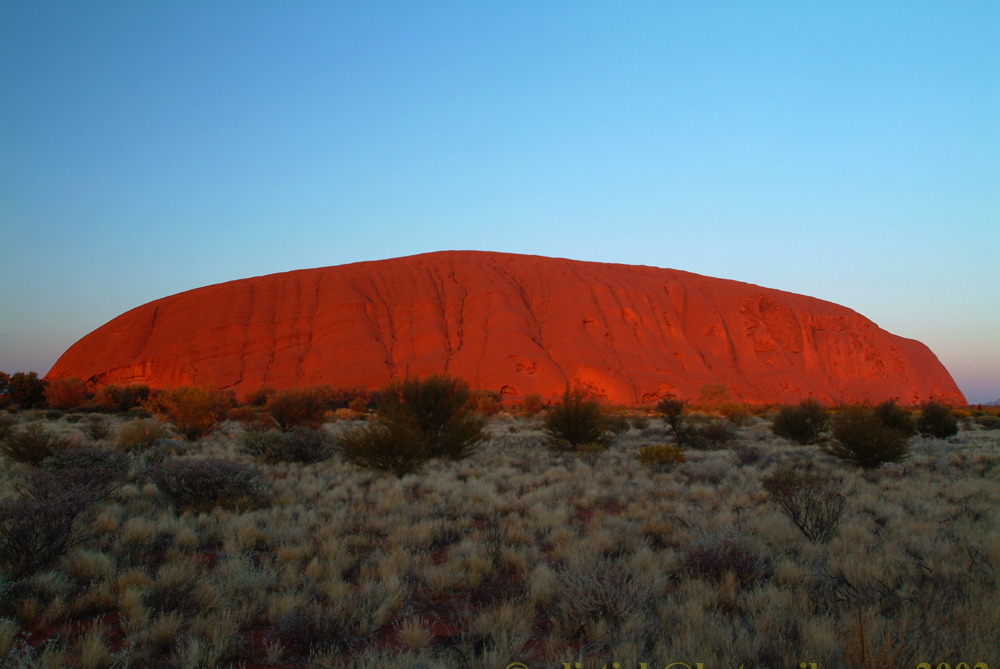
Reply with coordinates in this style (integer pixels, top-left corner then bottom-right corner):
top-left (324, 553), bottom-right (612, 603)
top-left (1, 392), bottom-right (998, 669)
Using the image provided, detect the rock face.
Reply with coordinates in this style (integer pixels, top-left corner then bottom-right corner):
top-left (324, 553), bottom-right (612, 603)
top-left (47, 251), bottom-right (966, 405)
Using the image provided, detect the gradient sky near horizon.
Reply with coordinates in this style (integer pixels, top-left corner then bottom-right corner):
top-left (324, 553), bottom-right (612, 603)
top-left (1, 2), bottom-right (997, 403)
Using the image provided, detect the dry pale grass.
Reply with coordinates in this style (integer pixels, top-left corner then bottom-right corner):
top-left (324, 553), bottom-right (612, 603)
top-left (0, 410), bottom-right (997, 667)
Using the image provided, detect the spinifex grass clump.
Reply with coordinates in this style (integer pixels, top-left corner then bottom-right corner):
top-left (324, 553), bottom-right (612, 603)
top-left (544, 386), bottom-right (613, 449)
top-left (761, 468), bottom-right (846, 542)
top-left (827, 404), bottom-right (911, 469)
top-left (917, 401), bottom-right (959, 439)
top-left (337, 374), bottom-right (486, 477)
top-left (771, 398), bottom-right (831, 445)
top-left (116, 417), bottom-right (173, 452)
top-left (635, 443), bottom-right (686, 473)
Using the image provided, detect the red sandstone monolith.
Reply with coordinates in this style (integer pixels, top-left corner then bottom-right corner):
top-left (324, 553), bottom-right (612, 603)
top-left (46, 251), bottom-right (966, 405)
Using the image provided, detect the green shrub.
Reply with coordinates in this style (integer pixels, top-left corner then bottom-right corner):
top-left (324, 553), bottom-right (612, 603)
top-left (543, 387), bottom-right (612, 449)
top-left (377, 374), bottom-right (486, 461)
top-left (337, 419), bottom-right (430, 478)
top-left (696, 419), bottom-right (735, 449)
top-left (93, 384), bottom-right (151, 412)
top-left (144, 386), bottom-right (230, 440)
top-left (337, 375), bottom-right (486, 476)
top-left (636, 444), bottom-right (686, 473)
top-left (469, 390), bottom-right (503, 416)
top-left (827, 405), bottom-right (910, 468)
top-left (43, 377), bottom-right (91, 411)
top-left (917, 401), bottom-right (959, 439)
top-left (771, 398), bottom-right (830, 445)
top-left (116, 418), bottom-right (173, 452)
top-left (873, 399), bottom-right (917, 437)
top-left (976, 415), bottom-right (1000, 430)
top-left (229, 406), bottom-right (277, 432)
top-left (0, 372), bottom-right (47, 409)
top-left (0, 493), bottom-right (91, 579)
top-left (148, 458), bottom-right (269, 512)
top-left (520, 393), bottom-right (544, 414)
top-left (240, 427), bottom-right (334, 464)
top-left (719, 402), bottom-right (753, 427)
top-left (0, 424), bottom-right (72, 465)
top-left (603, 413), bottom-right (631, 435)
top-left (761, 469), bottom-right (846, 542)
top-left (266, 388), bottom-right (329, 432)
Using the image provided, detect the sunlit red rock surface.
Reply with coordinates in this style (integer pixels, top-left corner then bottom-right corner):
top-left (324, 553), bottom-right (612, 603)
top-left (47, 251), bottom-right (965, 405)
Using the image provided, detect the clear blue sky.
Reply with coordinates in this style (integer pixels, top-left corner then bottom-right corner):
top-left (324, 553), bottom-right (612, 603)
top-left (1, 2), bottom-right (997, 403)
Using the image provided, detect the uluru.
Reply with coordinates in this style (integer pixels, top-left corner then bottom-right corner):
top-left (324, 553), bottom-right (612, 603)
top-left (46, 251), bottom-right (966, 406)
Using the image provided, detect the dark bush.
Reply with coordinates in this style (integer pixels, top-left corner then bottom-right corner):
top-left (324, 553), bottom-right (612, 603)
top-left (266, 388), bottom-right (329, 432)
top-left (93, 384), bottom-right (151, 412)
top-left (873, 399), bottom-right (917, 437)
top-left (761, 469), bottom-right (846, 542)
top-left (696, 419), bottom-right (735, 449)
top-left (629, 414), bottom-right (650, 430)
top-left (377, 374), bottom-right (486, 461)
top-left (270, 607), bottom-right (349, 658)
top-left (244, 387), bottom-right (277, 408)
top-left (685, 544), bottom-right (765, 584)
top-left (719, 402), bottom-right (753, 427)
top-left (148, 458), bottom-right (269, 512)
top-left (0, 424), bottom-right (72, 465)
top-left (337, 419), bottom-right (430, 478)
top-left (81, 415), bottom-right (112, 441)
top-left (917, 401), bottom-right (959, 439)
top-left (0, 493), bottom-right (91, 578)
top-left (827, 405), bottom-right (910, 469)
top-left (976, 415), bottom-right (1000, 430)
top-left (0, 414), bottom-right (16, 442)
top-left (771, 398), bottom-right (830, 445)
top-left (731, 443), bottom-right (762, 465)
top-left (0, 371), bottom-right (47, 409)
top-left (21, 447), bottom-right (130, 502)
top-left (241, 427), bottom-right (334, 464)
top-left (544, 386), bottom-right (613, 449)
top-left (603, 413), bottom-right (631, 435)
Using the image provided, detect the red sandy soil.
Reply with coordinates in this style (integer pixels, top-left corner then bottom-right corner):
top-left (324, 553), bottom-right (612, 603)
top-left (47, 251), bottom-right (965, 406)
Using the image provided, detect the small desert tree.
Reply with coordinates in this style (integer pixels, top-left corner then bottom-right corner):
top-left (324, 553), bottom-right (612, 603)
top-left (543, 386), bottom-right (612, 449)
top-left (827, 404), bottom-right (910, 468)
top-left (771, 398), bottom-right (831, 445)
top-left (337, 374), bottom-right (486, 476)
top-left (917, 401), bottom-right (959, 439)
top-left (761, 469), bottom-right (846, 542)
